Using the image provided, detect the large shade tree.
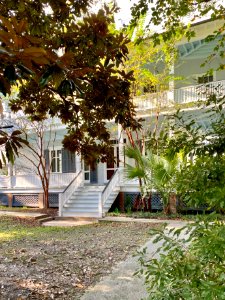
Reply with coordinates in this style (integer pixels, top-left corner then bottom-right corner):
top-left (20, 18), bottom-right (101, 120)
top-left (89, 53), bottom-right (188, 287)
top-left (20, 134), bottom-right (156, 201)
top-left (0, 0), bottom-right (141, 166)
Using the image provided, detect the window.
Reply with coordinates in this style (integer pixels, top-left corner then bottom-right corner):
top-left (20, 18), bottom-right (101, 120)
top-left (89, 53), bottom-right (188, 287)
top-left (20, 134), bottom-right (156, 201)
top-left (197, 75), bottom-right (213, 84)
top-left (143, 84), bottom-right (157, 93)
top-left (51, 149), bottom-right (62, 173)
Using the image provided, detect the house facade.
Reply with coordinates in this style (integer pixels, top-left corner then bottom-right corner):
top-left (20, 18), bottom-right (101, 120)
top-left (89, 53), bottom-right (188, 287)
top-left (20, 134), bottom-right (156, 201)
top-left (0, 19), bottom-right (224, 217)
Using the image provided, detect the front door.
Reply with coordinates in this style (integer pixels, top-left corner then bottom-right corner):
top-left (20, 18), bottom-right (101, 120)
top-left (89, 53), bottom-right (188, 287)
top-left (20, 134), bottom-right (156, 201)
top-left (83, 161), bottom-right (98, 183)
top-left (106, 145), bottom-right (119, 181)
top-left (83, 161), bottom-right (90, 183)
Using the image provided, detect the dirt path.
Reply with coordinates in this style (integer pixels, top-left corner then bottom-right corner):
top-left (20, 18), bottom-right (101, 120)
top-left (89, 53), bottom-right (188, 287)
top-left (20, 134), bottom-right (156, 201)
top-left (0, 216), bottom-right (160, 299)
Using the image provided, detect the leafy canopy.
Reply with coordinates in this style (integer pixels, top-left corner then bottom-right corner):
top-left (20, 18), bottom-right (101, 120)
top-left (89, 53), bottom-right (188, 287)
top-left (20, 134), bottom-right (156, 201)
top-left (0, 0), bottom-right (141, 165)
top-left (130, 0), bottom-right (225, 46)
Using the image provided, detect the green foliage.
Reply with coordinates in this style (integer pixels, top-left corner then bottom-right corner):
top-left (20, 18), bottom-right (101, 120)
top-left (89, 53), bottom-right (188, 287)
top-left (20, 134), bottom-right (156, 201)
top-left (0, 1), bottom-right (141, 165)
top-left (124, 38), bottom-right (174, 97)
top-left (136, 216), bottom-right (225, 299)
top-left (125, 144), bottom-right (181, 209)
top-left (0, 129), bottom-right (28, 167)
top-left (177, 155), bottom-right (225, 211)
top-left (130, 3), bottom-right (225, 298)
top-left (130, 0), bottom-right (225, 66)
top-left (125, 144), bottom-right (149, 185)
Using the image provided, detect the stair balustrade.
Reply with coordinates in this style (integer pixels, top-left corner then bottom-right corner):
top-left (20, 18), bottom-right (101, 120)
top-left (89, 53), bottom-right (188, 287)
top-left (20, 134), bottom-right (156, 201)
top-left (59, 170), bottom-right (84, 216)
top-left (102, 168), bottom-right (120, 209)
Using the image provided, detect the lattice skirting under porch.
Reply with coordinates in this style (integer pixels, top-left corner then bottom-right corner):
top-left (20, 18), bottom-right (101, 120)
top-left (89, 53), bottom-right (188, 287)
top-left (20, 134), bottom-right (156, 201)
top-left (124, 192), bottom-right (163, 210)
top-left (0, 193), bottom-right (59, 208)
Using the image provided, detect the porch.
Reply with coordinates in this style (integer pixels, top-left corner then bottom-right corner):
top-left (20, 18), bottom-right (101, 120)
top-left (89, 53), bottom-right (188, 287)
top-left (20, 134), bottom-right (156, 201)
top-left (0, 173), bottom-right (77, 208)
top-left (0, 169), bottom-right (141, 215)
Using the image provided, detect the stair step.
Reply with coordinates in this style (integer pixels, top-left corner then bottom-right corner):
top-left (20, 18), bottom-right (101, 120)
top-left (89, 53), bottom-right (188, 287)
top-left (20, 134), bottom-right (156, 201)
top-left (63, 202), bottom-right (98, 209)
top-left (62, 211), bottom-right (101, 218)
top-left (62, 183), bottom-right (119, 217)
top-left (66, 199), bottom-right (99, 204)
top-left (63, 208), bottom-right (99, 213)
top-left (69, 195), bottom-right (98, 198)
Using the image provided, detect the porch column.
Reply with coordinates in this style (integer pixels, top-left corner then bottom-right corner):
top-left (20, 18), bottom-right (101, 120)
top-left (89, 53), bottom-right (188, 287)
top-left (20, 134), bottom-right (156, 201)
top-left (7, 163), bottom-right (13, 188)
top-left (119, 192), bottom-right (125, 213)
top-left (76, 154), bottom-right (82, 172)
top-left (38, 193), bottom-right (44, 208)
top-left (7, 193), bottom-right (13, 207)
top-left (118, 123), bottom-right (124, 168)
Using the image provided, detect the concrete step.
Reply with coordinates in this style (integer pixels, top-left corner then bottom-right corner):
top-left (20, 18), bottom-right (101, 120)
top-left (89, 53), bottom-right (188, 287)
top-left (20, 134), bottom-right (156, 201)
top-left (38, 216), bottom-right (53, 224)
top-left (32, 214), bottom-right (49, 220)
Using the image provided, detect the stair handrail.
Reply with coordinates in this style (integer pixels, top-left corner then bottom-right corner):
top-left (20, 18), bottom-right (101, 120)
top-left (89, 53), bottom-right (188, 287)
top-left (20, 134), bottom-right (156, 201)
top-left (102, 168), bottom-right (120, 207)
top-left (59, 170), bottom-right (84, 216)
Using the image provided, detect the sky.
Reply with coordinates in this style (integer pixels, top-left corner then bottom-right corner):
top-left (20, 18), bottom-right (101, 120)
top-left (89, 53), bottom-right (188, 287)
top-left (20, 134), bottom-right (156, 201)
top-left (114, 0), bottom-right (137, 26)
top-left (93, 0), bottom-right (137, 27)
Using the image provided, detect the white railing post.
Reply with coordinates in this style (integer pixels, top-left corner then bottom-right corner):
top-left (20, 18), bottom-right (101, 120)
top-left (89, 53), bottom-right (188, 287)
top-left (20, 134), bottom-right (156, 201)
top-left (98, 192), bottom-right (103, 218)
top-left (58, 193), bottom-right (63, 217)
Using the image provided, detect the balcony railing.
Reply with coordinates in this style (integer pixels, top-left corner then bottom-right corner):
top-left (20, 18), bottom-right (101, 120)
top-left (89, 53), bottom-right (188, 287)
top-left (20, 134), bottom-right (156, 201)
top-left (174, 80), bottom-right (225, 104)
top-left (133, 80), bottom-right (225, 110)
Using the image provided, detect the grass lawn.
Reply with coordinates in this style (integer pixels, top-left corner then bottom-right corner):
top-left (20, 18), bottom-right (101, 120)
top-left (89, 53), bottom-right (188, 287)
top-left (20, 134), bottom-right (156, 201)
top-left (0, 215), bottom-right (161, 299)
top-left (107, 210), bottom-right (225, 221)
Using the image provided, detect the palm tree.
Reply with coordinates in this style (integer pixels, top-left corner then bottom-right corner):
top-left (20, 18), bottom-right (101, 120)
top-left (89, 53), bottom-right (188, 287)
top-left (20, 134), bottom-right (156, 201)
top-left (125, 144), bottom-right (182, 214)
top-left (125, 144), bottom-right (151, 210)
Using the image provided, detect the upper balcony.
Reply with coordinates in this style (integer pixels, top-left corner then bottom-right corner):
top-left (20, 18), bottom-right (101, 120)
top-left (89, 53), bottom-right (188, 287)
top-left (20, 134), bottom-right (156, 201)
top-left (133, 79), bottom-right (225, 111)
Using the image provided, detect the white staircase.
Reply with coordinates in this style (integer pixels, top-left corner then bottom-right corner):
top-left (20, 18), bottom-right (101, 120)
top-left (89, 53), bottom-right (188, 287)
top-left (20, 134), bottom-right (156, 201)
top-left (62, 185), bottom-right (105, 218)
top-left (59, 169), bottom-right (121, 218)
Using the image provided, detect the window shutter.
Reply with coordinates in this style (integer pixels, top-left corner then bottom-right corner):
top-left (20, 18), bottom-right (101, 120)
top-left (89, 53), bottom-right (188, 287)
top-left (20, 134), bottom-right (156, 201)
top-left (44, 149), bottom-right (50, 170)
top-left (62, 148), bottom-right (76, 173)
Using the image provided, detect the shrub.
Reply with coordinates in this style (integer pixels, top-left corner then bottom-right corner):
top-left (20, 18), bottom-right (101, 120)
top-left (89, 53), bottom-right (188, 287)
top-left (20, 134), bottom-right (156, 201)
top-left (136, 215), bottom-right (225, 299)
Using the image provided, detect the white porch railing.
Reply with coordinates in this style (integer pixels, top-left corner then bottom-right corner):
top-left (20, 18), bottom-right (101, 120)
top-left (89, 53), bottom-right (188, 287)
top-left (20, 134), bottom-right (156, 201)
top-left (12, 174), bottom-right (41, 188)
top-left (49, 173), bottom-right (76, 188)
top-left (58, 170), bottom-right (84, 216)
top-left (101, 168), bottom-right (120, 207)
top-left (174, 80), bottom-right (225, 104)
top-left (133, 91), bottom-right (171, 110)
top-left (133, 80), bottom-right (225, 109)
top-left (0, 173), bottom-right (77, 189)
top-left (0, 176), bottom-right (11, 188)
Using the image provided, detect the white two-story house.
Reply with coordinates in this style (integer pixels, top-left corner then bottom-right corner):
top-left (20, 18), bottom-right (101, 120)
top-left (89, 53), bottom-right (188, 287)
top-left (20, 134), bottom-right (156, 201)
top-left (0, 18), bottom-right (224, 217)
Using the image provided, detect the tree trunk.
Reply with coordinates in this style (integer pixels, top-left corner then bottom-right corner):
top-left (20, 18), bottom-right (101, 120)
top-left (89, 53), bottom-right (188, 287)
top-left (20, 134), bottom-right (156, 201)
top-left (169, 192), bottom-right (177, 214)
top-left (43, 188), bottom-right (49, 209)
top-left (147, 192), bottom-right (152, 211)
top-left (163, 193), bottom-right (177, 214)
top-left (41, 177), bottom-right (49, 210)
